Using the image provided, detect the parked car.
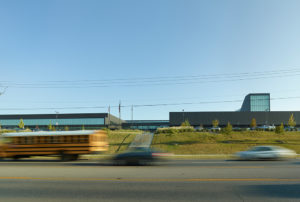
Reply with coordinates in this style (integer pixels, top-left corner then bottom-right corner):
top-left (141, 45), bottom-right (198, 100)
top-left (195, 126), bottom-right (204, 131)
top-left (235, 146), bottom-right (296, 160)
top-left (257, 125), bottom-right (275, 131)
top-left (113, 147), bottom-right (172, 165)
top-left (232, 127), bottom-right (242, 131)
top-left (284, 126), bottom-right (297, 131)
top-left (209, 127), bottom-right (221, 132)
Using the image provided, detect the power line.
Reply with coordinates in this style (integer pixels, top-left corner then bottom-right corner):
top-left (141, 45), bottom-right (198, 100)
top-left (0, 96), bottom-right (300, 111)
top-left (1, 68), bottom-right (300, 89)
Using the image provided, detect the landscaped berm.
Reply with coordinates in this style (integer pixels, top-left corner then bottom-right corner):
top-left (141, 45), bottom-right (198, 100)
top-left (151, 131), bottom-right (300, 155)
top-left (106, 129), bottom-right (300, 155)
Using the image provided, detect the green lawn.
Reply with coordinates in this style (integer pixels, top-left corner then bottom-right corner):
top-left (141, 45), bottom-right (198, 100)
top-left (151, 131), bottom-right (300, 154)
top-left (106, 129), bottom-right (141, 154)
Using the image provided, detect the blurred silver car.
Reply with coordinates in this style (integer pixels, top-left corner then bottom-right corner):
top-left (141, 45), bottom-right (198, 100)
top-left (235, 146), bottom-right (296, 160)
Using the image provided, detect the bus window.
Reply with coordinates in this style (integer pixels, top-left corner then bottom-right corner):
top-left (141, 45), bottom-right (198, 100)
top-left (40, 137), bottom-right (45, 144)
top-left (59, 136), bottom-right (64, 143)
top-left (20, 137), bottom-right (25, 144)
top-left (26, 137), bottom-right (34, 144)
top-left (1, 137), bottom-right (13, 144)
top-left (33, 137), bottom-right (38, 144)
top-left (72, 136), bottom-right (79, 143)
top-left (13, 137), bottom-right (18, 144)
top-left (79, 135), bottom-right (84, 143)
top-left (53, 136), bottom-right (59, 143)
top-left (66, 136), bottom-right (71, 143)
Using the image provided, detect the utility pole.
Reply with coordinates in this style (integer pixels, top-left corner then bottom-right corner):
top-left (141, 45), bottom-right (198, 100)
top-left (108, 105), bottom-right (111, 129)
top-left (0, 87), bottom-right (7, 130)
top-left (55, 111), bottom-right (59, 129)
top-left (55, 111), bottom-right (58, 127)
top-left (131, 105), bottom-right (133, 129)
top-left (119, 101), bottom-right (121, 129)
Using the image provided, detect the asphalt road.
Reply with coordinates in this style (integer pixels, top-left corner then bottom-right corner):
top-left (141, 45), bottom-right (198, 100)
top-left (0, 159), bottom-right (300, 201)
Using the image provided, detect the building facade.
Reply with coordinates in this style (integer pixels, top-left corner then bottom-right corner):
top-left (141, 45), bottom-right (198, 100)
top-left (170, 93), bottom-right (299, 128)
top-left (169, 111), bottom-right (300, 127)
top-left (0, 93), bottom-right (298, 131)
top-left (240, 93), bottom-right (270, 112)
top-left (122, 120), bottom-right (169, 131)
top-left (0, 113), bottom-right (121, 130)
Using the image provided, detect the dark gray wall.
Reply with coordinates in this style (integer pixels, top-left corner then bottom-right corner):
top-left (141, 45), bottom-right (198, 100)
top-left (170, 111), bottom-right (300, 127)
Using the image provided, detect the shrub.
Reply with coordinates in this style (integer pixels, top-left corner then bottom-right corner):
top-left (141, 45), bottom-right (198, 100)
top-left (212, 119), bottom-right (219, 128)
top-left (275, 123), bottom-right (284, 134)
top-left (222, 122), bottom-right (233, 135)
top-left (181, 120), bottom-right (191, 127)
top-left (156, 126), bottom-right (194, 134)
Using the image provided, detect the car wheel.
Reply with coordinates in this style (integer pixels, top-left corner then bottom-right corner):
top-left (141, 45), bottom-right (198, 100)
top-left (139, 159), bottom-right (152, 166)
top-left (114, 159), bottom-right (126, 166)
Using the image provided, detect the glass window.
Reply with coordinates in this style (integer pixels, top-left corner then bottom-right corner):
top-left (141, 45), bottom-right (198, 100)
top-left (0, 118), bottom-right (105, 126)
top-left (250, 95), bottom-right (270, 111)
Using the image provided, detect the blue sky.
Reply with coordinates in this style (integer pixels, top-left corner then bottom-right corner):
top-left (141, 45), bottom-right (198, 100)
top-left (1, 0), bottom-right (300, 120)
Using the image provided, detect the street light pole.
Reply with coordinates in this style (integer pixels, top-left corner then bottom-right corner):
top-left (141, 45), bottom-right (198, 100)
top-left (55, 111), bottom-right (59, 128)
top-left (131, 105), bottom-right (133, 129)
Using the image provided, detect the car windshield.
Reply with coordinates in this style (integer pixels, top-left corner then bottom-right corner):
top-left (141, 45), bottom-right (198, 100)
top-left (250, 147), bottom-right (272, 152)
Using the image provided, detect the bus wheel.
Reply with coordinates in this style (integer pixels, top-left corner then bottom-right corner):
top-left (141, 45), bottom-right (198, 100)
top-left (60, 152), bottom-right (76, 161)
top-left (71, 154), bottom-right (79, 161)
top-left (13, 156), bottom-right (20, 161)
top-left (60, 151), bottom-right (68, 161)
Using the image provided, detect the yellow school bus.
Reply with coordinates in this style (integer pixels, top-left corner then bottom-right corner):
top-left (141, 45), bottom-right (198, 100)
top-left (0, 130), bottom-right (108, 161)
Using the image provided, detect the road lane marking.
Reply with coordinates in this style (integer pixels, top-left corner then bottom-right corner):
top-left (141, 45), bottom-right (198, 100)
top-left (0, 177), bottom-right (300, 182)
top-left (190, 166), bottom-right (266, 168)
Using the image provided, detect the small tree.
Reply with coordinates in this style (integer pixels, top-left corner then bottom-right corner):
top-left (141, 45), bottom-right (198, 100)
top-left (275, 123), bottom-right (284, 134)
top-left (212, 119), bottom-right (219, 128)
top-left (18, 119), bottom-right (25, 129)
top-left (288, 114), bottom-right (296, 128)
top-left (250, 118), bottom-right (257, 129)
top-left (181, 120), bottom-right (191, 127)
top-left (223, 122), bottom-right (233, 135)
top-left (82, 125), bottom-right (85, 130)
top-left (48, 122), bottom-right (53, 131)
top-left (64, 126), bottom-right (69, 131)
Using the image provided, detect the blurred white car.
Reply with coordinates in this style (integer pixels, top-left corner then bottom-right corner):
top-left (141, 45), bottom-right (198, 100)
top-left (235, 146), bottom-right (296, 160)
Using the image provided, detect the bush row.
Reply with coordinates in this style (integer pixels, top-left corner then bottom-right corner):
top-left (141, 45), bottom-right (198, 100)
top-left (156, 126), bottom-right (195, 134)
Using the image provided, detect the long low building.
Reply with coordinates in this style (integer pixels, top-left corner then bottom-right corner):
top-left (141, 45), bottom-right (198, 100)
top-left (170, 93), bottom-right (299, 128)
top-left (0, 113), bottom-right (122, 130)
top-left (0, 93), bottom-right (298, 130)
top-left (0, 113), bottom-right (168, 131)
top-left (169, 111), bottom-right (300, 127)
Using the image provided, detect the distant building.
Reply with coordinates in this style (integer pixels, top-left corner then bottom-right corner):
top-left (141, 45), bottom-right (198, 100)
top-left (170, 93), bottom-right (299, 128)
top-left (169, 111), bottom-right (300, 128)
top-left (240, 93), bottom-right (270, 112)
top-left (0, 113), bottom-right (122, 130)
top-left (122, 120), bottom-right (169, 131)
top-left (1, 93), bottom-right (298, 131)
top-left (0, 113), bottom-right (169, 131)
